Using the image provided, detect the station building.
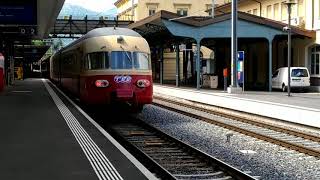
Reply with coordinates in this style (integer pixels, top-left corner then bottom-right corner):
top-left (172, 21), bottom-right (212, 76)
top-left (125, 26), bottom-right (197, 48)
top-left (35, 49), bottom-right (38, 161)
top-left (214, 0), bottom-right (320, 91)
top-left (115, 0), bottom-right (320, 92)
top-left (114, 0), bottom-right (213, 21)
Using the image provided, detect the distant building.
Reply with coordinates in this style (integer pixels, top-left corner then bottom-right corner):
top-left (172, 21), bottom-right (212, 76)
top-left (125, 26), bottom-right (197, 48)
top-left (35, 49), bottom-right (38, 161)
top-left (114, 0), bottom-right (214, 21)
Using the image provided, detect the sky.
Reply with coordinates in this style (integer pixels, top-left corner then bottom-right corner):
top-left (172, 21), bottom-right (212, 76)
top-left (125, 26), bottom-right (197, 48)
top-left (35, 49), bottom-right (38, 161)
top-left (65, 0), bottom-right (117, 12)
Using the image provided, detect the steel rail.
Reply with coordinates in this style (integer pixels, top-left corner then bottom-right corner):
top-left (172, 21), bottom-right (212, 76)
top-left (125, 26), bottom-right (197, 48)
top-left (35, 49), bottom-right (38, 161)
top-left (108, 119), bottom-right (256, 180)
top-left (153, 96), bottom-right (320, 158)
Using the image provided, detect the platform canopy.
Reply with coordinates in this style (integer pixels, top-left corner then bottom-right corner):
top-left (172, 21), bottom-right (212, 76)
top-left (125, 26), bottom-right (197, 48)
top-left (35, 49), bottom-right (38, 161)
top-left (129, 10), bottom-right (315, 43)
top-left (129, 10), bottom-right (316, 91)
top-left (38, 0), bottom-right (65, 38)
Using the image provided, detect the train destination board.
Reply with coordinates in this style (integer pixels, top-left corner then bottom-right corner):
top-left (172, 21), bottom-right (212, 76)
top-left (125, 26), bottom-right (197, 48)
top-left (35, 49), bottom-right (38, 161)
top-left (0, 0), bottom-right (37, 25)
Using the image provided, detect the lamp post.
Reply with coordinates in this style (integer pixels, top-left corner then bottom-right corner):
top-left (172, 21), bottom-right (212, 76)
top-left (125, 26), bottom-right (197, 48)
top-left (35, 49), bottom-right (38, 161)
top-left (284, 0), bottom-right (297, 97)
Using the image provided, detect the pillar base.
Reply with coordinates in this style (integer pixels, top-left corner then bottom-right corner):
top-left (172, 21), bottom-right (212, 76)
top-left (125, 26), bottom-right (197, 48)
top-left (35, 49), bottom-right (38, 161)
top-left (227, 86), bottom-right (243, 94)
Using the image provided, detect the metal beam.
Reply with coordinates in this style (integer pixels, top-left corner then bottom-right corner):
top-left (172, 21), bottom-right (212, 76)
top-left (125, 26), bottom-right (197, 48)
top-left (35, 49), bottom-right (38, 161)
top-left (231, 0), bottom-right (238, 88)
top-left (50, 18), bottom-right (132, 37)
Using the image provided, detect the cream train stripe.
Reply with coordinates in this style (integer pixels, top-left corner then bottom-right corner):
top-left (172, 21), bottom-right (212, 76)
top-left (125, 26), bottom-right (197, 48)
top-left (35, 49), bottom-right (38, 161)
top-left (47, 79), bottom-right (157, 179)
top-left (42, 79), bottom-right (123, 180)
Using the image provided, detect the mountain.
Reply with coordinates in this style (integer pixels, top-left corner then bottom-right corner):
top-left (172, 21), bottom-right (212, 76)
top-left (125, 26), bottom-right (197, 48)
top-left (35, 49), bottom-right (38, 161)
top-left (58, 3), bottom-right (117, 19)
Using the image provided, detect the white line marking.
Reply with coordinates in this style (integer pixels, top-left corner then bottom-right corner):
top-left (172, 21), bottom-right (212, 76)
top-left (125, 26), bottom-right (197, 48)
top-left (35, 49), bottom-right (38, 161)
top-left (46, 79), bottom-right (157, 180)
top-left (42, 79), bottom-right (123, 180)
top-left (11, 91), bottom-right (32, 93)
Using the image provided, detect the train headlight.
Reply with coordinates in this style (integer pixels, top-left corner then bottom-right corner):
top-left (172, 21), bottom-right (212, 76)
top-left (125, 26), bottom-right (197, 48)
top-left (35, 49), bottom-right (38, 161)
top-left (95, 80), bottom-right (109, 88)
top-left (136, 79), bottom-right (150, 88)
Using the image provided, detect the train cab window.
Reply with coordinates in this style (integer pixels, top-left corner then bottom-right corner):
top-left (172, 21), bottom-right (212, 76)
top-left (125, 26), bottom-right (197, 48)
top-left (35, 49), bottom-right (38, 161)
top-left (133, 52), bottom-right (149, 70)
top-left (111, 51), bottom-right (133, 69)
top-left (85, 52), bottom-right (109, 70)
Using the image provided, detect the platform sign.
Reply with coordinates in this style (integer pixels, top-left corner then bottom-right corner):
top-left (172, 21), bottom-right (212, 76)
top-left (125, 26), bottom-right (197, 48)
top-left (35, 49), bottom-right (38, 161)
top-left (237, 51), bottom-right (244, 87)
top-left (0, 0), bottom-right (37, 25)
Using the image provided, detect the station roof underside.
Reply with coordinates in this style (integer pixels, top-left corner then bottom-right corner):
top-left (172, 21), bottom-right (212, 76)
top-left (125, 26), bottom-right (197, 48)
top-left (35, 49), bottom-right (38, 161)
top-left (38, 0), bottom-right (65, 39)
top-left (129, 10), bottom-right (316, 45)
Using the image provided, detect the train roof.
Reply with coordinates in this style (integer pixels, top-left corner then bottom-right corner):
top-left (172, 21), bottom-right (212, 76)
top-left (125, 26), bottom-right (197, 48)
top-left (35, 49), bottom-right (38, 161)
top-left (60, 27), bottom-right (142, 52)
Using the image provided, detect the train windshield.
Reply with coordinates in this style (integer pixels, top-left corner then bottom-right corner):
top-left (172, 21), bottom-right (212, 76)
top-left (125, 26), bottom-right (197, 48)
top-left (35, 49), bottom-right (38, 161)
top-left (111, 51), bottom-right (133, 69)
top-left (85, 52), bottom-right (109, 70)
top-left (133, 52), bottom-right (149, 70)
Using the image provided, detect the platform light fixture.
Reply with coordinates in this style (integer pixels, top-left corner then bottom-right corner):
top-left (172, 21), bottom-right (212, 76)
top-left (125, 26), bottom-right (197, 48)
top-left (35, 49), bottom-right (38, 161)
top-left (283, 0), bottom-right (297, 97)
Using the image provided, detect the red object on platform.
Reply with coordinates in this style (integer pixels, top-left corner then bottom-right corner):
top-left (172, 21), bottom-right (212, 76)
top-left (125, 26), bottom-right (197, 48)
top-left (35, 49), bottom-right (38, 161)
top-left (0, 53), bottom-right (5, 91)
top-left (223, 68), bottom-right (228, 77)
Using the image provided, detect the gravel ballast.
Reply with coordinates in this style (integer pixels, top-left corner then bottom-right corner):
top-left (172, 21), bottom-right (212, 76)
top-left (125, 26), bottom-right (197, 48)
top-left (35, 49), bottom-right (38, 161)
top-left (139, 105), bottom-right (320, 180)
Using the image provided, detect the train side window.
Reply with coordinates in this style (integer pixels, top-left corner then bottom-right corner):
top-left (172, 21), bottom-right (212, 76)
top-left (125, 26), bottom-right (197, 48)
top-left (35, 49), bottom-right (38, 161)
top-left (85, 52), bottom-right (109, 70)
top-left (133, 52), bottom-right (149, 70)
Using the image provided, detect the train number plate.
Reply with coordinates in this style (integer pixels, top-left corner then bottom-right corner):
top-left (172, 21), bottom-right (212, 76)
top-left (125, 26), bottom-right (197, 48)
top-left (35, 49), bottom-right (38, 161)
top-left (114, 75), bottom-right (132, 84)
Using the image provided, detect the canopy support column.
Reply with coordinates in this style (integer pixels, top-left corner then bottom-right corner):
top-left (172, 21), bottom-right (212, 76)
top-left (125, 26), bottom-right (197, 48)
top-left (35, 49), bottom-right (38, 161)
top-left (176, 44), bottom-right (180, 87)
top-left (268, 39), bottom-right (273, 92)
top-left (160, 47), bottom-right (164, 85)
top-left (196, 42), bottom-right (201, 90)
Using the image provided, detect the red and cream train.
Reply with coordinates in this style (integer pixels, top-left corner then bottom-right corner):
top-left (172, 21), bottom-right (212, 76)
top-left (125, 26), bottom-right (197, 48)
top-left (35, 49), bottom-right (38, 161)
top-left (50, 27), bottom-right (153, 110)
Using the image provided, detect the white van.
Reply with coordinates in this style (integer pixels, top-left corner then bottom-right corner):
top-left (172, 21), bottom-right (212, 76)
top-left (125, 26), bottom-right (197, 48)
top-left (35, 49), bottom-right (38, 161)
top-left (272, 67), bottom-right (310, 92)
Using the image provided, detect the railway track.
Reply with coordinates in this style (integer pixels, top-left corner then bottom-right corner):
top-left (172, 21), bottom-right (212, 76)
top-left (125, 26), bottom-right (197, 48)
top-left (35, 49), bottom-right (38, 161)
top-left (107, 119), bottom-right (256, 180)
top-left (153, 96), bottom-right (320, 158)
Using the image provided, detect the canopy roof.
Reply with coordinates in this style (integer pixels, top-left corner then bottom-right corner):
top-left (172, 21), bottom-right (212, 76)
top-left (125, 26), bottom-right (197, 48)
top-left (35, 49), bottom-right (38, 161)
top-left (129, 10), bottom-right (316, 42)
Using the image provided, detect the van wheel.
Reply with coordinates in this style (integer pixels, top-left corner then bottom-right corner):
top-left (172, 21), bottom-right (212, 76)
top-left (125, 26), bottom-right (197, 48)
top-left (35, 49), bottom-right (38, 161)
top-left (282, 84), bottom-right (286, 92)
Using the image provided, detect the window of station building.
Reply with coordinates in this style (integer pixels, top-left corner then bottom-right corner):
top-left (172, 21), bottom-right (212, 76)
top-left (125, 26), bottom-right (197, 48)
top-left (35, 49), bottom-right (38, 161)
top-left (319, 1), bottom-right (320, 19)
top-left (281, 2), bottom-right (287, 21)
top-left (177, 8), bottom-right (188, 16)
top-left (247, 10), bottom-right (252, 14)
top-left (111, 51), bottom-right (133, 69)
top-left (267, 5), bottom-right (272, 18)
top-left (133, 52), bottom-right (150, 70)
top-left (85, 52), bottom-right (109, 70)
top-left (291, 3), bottom-right (298, 18)
top-left (149, 9), bottom-right (156, 16)
top-left (274, 3), bottom-right (279, 20)
top-left (148, 5), bottom-right (157, 16)
top-left (253, 9), bottom-right (258, 16)
top-left (311, 46), bottom-right (320, 76)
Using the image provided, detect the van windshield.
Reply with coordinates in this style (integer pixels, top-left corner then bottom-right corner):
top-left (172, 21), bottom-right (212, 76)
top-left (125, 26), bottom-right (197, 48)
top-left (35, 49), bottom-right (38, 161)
top-left (291, 69), bottom-right (308, 77)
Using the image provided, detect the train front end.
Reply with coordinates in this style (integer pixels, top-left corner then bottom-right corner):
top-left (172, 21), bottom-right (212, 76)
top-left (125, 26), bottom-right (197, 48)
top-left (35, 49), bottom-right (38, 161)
top-left (80, 31), bottom-right (152, 110)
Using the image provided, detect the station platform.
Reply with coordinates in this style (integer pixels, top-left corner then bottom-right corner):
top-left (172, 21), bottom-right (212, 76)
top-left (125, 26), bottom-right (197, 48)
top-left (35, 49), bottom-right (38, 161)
top-left (0, 79), bottom-right (156, 180)
top-left (154, 84), bottom-right (320, 129)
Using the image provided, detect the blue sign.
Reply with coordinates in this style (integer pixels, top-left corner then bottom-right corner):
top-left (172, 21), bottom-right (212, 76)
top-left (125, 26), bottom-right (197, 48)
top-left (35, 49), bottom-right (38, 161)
top-left (237, 51), bottom-right (244, 85)
top-left (0, 0), bottom-right (37, 25)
